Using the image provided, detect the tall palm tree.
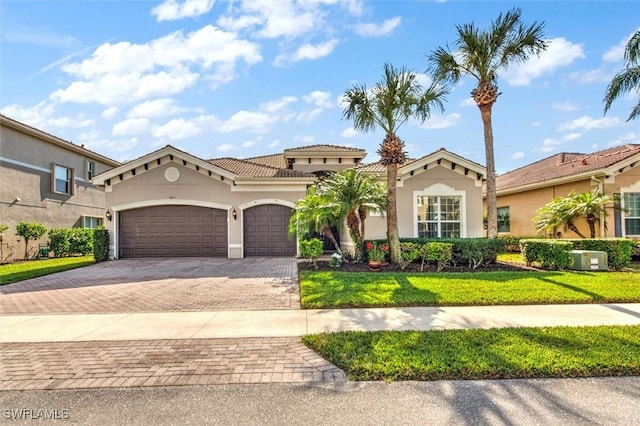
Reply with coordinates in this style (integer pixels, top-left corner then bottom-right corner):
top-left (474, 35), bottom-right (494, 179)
top-left (321, 169), bottom-right (386, 261)
top-left (289, 186), bottom-right (343, 255)
top-left (342, 62), bottom-right (447, 263)
top-left (569, 189), bottom-right (614, 238)
top-left (428, 8), bottom-right (547, 238)
top-left (604, 30), bottom-right (640, 121)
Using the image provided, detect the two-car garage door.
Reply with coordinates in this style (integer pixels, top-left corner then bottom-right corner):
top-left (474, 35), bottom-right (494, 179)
top-left (119, 204), bottom-right (295, 258)
top-left (119, 205), bottom-right (228, 258)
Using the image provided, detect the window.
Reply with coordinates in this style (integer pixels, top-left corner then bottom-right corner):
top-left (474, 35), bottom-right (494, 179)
top-left (83, 216), bottom-right (103, 229)
top-left (623, 193), bottom-right (640, 236)
top-left (497, 206), bottom-right (510, 233)
top-left (52, 164), bottom-right (74, 195)
top-left (86, 160), bottom-right (96, 180)
top-left (416, 195), bottom-right (462, 238)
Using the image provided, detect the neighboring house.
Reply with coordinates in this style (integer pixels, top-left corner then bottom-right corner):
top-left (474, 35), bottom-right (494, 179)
top-left (93, 144), bottom-right (486, 259)
top-left (492, 144), bottom-right (640, 239)
top-left (0, 114), bottom-right (120, 261)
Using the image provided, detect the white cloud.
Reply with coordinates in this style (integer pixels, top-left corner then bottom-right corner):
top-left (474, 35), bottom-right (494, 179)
top-left (531, 121), bottom-right (542, 127)
top-left (341, 127), bottom-right (358, 138)
top-left (0, 101), bottom-right (94, 130)
top-left (215, 110), bottom-right (277, 133)
top-left (112, 118), bottom-right (150, 136)
top-left (275, 39), bottom-right (338, 66)
top-left (151, 0), bottom-right (216, 22)
top-left (241, 140), bottom-right (255, 148)
top-left (77, 129), bottom-right (138, 153)
top-left (102, 107), bottom-right (119, 119)
top-left (562, 132), bottom-right (582, 142)
top-left (268, 140), bottom-right (281, 148)
top-left (217, 143), bottom-right (237, 152)
top-left (416, 113), bottom-right (461, 129)
top-left (503, 38), bottom-right (584, 86)
top-left (459, 98), bottom-right (476, 108)
top-left (510, 152), bottom-right (524, 160)
top-left (303, 91), bottom-right (334, 109)
top-left (558, 115), bottom-right (624, 131)
top-left (354, 17), bottom-right (401, 37)
top-left (568, 68), bottom-right (613, 85)
top-left (552, 101), bottom-right (578, 112)
top-left (414, 73), bottom-right (433, 88)
top-left (294, 135), bottom-right (315, 143)
top-left (296, 108), bottom-right (324, 122)
top-left (128, 98), bottom-right (186, 118)
top-left (260, 96), bottom-right (297, 113)
top-left (152, 117), bottom-right (204, 140)
top-left (540, 138), bottom-right (560, 153)
top-left (602, 30), bottom-right (639, 63)
top-left (52, 25), bottom-right (262, 105)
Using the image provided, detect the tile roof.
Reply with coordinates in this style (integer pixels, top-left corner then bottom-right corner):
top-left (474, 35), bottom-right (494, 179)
top-left (243, 153), bottom-right (288, 169)
top-left (209, 157), bottom-right (315, 178)
top-left (283, 144), bottom-right (366, 153)
top-left (496, 144), bottom-right (640, 192)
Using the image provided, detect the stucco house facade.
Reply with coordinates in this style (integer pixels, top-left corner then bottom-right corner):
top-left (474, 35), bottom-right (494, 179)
top-left (492, 144), bottom-right (640, 239)
top-left (93, 144), bottom-right (487, 259)
top-left (0, 115), bottom-right (120, 261)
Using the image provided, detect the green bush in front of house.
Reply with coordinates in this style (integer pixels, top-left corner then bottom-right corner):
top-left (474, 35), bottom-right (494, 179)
top-left (16, 221), bottom-right (47, 259)
top-left (520, 239), bottom-right (574, 270)
top-left (93, 227), bottom-right (109, 262)
top-left (567, 239), bottom-right (632, 270)
top-left (300, 238), bottom-right (324, 269)
top-left (48, 228), bottom-right (94, 257)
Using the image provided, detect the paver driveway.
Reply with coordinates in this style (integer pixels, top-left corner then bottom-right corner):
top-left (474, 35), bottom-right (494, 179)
top-left (0, 258), bottom-right (300, 314)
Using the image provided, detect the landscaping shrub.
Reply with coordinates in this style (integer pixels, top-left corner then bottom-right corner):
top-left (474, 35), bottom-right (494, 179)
top-left (93, 227), bottom-right (109, 262)
top-left (632, 241), bottom-right (640, 261)
top-left (520, 239), bottom-right (573, 270)
top-left (568, 238), bottom-right (632, 270)
top-left (48, 229), bottom-right (71, 257)
top-left (398, 242), bottom-right (423, 270)
top-left (497, 235), bottom-right (530, 252)
top-left (423, 242), bottom-right (453, 271)
top-left (300, 238), bottom-right (324, 269)
top-left (16, 221), bottom-right (47, 259)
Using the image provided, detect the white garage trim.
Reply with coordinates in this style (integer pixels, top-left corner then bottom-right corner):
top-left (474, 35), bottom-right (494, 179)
top-left (237, 199), bottom-right (295, 210)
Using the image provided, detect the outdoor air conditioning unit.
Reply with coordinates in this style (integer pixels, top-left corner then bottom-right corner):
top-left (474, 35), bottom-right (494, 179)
top-left (571, 250), bottom-right (608, 271)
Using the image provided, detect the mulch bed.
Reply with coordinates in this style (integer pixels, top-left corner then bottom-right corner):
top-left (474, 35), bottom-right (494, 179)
top-left (298, 260), bottom-right (538, 273)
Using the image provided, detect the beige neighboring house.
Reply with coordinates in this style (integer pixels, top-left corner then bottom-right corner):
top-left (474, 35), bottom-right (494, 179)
top-left (0, 114), bottom-right (120, 261)
top-left (93, 144), bottom-right (487, 259)
top-left (492, 144), bottom-right (640, 239)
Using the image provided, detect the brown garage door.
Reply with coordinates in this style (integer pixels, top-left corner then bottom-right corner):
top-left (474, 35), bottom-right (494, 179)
top-left (244, 204), bottom-right (296, 256)
top-left (119, 205), bottom-right (227, 258)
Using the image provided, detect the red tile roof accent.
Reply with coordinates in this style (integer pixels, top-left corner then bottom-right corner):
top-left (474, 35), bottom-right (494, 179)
top-left (496, 144), bottom-right (640, 191)
top-left (283, 144), bottom-right (365, 153)
top-left (209, 157), bottom-right (314, 178)
top-left (243, 153), bottom-right (288, 169)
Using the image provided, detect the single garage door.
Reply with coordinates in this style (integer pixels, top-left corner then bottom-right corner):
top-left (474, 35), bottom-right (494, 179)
top-left (119, 205), bottom-right (227, 258)
top-left (244, 204), bottom-right (296, 256)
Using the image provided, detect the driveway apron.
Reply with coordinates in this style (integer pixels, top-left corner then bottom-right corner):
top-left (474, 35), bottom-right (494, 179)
top-left (0, 258), bottom-right (300, 314)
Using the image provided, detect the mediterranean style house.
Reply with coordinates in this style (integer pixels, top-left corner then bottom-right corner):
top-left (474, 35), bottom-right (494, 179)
top-left (92, 145), bottom-right (487, 259)
top-left (0, 114), bottom-right (120, 261)
top-left (492, 144), bottom-right (640, 239)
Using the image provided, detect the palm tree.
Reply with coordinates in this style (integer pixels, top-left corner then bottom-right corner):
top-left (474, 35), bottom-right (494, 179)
top-left (320, 169), bottom-right (386, 261)
top-left (289, 186), bottom-right (343, 255)
top-left (533, 190), bottom-right (614, 238)
top-left (342, 62), bottom-right (447, 263)
top-left (604, 30), bottom-right (640, 121)
top-left (428, 8), bottom-right (547, 238)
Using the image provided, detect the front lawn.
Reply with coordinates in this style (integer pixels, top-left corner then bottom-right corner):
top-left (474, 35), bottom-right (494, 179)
top-left (299, 270), bottom-right (640, 308)
top-left (0, 256), bottom-right (95, 285)
top-left (303, 325), bottom-right (640, 381)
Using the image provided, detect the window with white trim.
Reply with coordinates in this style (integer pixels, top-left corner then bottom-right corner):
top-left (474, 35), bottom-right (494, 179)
top-left (497, 206), bottom-right (510, 233)
top-left (83, 216), bottom-right (103, 229)
top-left (415, 184), bottom-right (466, 238)
top-left (86, 160), bottom-right (96, 180)
top-left (623, 193), bottom-right (640, 236)
top-left (52, 164), bottom-right (74, 195)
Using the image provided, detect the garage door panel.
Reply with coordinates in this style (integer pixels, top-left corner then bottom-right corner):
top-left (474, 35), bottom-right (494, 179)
top-left (120, 205), bottom-right (227, 258)
top-left (244, 204), bottom-right (295, 257)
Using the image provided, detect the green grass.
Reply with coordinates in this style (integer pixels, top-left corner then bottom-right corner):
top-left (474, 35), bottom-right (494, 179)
top-left (496, 252), bottom-right (526, 264)
top-left (303, 325), bottom-right (640, 381)
top-left (299, 269), bottom-right (640, 308)
top-left (0, 256), bottom-right (95, 285)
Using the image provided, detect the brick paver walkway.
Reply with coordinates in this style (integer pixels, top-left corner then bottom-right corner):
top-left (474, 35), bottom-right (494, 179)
top-left (0, 338), bottom-right (345, 391)
top-left (0, 258), bottom-right (299, 314)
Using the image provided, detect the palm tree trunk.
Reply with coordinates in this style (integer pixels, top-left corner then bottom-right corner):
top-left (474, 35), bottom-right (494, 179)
top-left (586, 215), bottom-right (597, 238)
top-left (479, 103), bottom-right (498, 238)
top-left (358, 206), bottom-right (367, 246)
top-left (322, 226), bottom-right (343, 255)
top-left (567, 223), bottom-right (586, 239)
top-left (386, 162), bottom-right (401, 263)
top-left (347, 210), bottom-right (362, 260)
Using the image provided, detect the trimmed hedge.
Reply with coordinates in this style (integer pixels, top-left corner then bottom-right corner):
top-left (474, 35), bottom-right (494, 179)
top-left (520, 239), bottom-right (574, 270)
top-left (300, 238), bottom-right (323, 268)
top-left (48, 228), bottom-right (93, 257)
top-left (567, 239), bottom-right (632, 270)
top-left (93, 228), bottom-right (109, 262)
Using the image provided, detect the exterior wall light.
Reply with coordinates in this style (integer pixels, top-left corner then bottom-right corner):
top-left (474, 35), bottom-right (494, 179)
top-left (232, 208), bottom-right (237, 220)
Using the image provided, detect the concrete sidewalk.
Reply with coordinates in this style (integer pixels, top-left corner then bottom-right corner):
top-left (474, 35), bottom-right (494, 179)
top-left (3, 303), bottom-right (640, 343)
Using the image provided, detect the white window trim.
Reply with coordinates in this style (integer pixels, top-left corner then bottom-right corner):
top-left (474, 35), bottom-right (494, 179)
top-left (82, 215), bottom-right (103, 229)
top-left (86, 160), bottom-right (96, 180)
top-left (52, 163), bottom-right (74, 195)
top-left (413, 183), bottom-right (466, 238)
top-left (621, 181), bottom-right (640, 237)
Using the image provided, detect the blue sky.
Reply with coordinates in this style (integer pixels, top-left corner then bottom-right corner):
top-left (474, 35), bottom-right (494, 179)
top-left (1, 0), bottom-right (639, 174)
